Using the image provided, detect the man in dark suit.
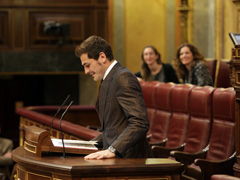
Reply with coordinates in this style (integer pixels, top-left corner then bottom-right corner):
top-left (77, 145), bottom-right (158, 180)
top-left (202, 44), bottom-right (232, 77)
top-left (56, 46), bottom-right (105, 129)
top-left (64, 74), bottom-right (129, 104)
top-left (75, 35), bottom-right (153, 159)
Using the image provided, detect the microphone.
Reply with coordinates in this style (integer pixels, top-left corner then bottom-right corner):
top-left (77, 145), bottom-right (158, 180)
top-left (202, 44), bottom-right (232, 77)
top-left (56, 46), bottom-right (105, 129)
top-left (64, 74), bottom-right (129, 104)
top-left (59, 100), bottom-right (73, 158)
top-left (49, 95), bottom-right (70, 134)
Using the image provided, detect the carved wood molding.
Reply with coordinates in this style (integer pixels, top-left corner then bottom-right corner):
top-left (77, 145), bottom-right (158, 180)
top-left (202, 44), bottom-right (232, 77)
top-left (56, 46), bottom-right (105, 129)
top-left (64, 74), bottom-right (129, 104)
top-left (177, 0), bottom-right (190, 43)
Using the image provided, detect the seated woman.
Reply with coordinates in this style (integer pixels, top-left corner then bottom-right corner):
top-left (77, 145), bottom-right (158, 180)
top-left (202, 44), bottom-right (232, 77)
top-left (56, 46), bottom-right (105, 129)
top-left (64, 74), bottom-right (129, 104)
top-left (135, 45), bottom-right (179, 83)
top-left (173, 43), bottom-right (213, 86)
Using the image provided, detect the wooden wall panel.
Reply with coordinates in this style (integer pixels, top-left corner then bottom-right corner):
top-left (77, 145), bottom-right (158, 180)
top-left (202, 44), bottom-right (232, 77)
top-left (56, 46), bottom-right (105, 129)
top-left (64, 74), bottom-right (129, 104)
top-left (94, 10), bottom-right (108, 39)
top-left (0, 0), bottom-right (108, 51)
top-left (12, 9), bottom-right (25, 50)
top-left (0, 10), bottom-right (10, 49)
top-left (1, 0), bottom-right (93, 7)
top-left (28, 9), bottom-right (94, 50)
top-left (0, 0), bottom-right (108, 7)
top-left (96, 0), bottom-right (108, 5)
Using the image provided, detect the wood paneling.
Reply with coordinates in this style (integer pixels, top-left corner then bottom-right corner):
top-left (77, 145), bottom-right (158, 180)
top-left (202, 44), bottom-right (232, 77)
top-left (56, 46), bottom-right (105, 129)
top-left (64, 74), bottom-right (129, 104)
top-left (0, 10), bottom-right (10, 49)
top-left (0, 0), bottom-right (108, 7)
top-left (94, 10), bottom-right (108, 38)
top-left (28, 9), bottom-right (94, 50)
top-left (231, 46), bottom-right (240, 177)
top-left (0, 0), bottom-right (108, 51)
top-left (12, 9), bottom-right (25, 50)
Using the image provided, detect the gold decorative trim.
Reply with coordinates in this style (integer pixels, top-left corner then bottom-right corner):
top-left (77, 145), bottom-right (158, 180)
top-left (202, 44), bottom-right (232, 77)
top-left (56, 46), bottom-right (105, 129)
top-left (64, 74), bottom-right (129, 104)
top-left (24, 141), bottom-right (36, 154)
top-left (27, 171), bottom-right (51, 179)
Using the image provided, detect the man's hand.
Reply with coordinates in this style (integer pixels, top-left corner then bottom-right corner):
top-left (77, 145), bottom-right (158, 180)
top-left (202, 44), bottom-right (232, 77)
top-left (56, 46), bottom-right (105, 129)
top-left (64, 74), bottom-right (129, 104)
top-left (84, 149), bottom-right (116, 160)
top-left (3, 152), bottom-right (11, 158)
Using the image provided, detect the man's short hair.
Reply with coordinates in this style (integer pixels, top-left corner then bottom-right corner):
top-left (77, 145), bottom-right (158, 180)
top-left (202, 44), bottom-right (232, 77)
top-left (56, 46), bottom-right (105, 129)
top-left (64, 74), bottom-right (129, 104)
top-left (75, 35), bottom-right (114, 61)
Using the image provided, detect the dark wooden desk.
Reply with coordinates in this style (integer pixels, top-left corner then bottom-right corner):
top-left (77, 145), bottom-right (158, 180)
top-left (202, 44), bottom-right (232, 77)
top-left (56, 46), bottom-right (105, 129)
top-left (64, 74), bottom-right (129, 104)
top-left (12, 146), bottom-right (183, 180)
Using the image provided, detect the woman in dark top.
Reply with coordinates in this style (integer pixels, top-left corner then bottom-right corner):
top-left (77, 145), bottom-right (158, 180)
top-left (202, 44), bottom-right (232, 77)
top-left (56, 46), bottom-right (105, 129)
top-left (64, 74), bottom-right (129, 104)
top-left (173, 43), bottom-right (213, 86)
top-left (135, 45), bottom-right (179, 83)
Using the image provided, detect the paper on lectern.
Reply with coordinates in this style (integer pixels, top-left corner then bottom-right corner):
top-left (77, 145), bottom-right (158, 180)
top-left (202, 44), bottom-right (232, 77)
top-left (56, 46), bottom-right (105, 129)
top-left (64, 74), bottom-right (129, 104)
top-left (51, 139), bottom-right (98, 150)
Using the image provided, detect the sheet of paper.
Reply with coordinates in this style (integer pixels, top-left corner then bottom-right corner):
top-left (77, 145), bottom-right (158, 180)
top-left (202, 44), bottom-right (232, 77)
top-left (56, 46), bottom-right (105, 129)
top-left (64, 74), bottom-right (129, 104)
top-left (51, 139), bottom-right (98, 150)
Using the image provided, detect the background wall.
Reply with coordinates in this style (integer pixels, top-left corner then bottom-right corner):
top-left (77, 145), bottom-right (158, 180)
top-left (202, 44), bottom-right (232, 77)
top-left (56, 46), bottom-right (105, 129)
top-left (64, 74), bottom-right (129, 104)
top-left (124, 0), bottom-right (166, 74)
top-left (193, 0), bottom-right (215, 58)
top-left (111, 0), bottom-right (237, 74)
top-left (222, 0), bottom-right (238, 60)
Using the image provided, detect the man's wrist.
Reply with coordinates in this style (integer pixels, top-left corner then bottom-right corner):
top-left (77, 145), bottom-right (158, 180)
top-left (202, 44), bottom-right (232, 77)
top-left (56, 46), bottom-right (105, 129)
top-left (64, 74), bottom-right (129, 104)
top-left (108, 146), bottom-right (116, 154)
top-left (108, 145), bottom-right (122, 157)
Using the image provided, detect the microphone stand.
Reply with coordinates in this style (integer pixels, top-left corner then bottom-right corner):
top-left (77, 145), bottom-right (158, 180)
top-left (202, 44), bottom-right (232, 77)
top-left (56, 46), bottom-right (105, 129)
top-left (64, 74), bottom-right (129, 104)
top-left (59, 100), bottom-right (73, 158)
top-left (50, 95), bottom-right (70, 135)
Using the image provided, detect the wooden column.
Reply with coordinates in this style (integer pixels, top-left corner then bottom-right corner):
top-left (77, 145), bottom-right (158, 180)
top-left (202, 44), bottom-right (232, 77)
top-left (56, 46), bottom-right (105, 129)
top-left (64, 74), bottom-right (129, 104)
top-left (178, 0), bottom-right (190, 44)
top-left (232, 45), bottom-right (240, 177)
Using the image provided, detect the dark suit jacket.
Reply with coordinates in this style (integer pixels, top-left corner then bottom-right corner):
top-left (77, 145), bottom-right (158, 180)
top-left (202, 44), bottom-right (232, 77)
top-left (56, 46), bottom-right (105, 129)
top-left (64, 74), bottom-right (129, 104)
top-left (94, 62), bottom-right (153, 158)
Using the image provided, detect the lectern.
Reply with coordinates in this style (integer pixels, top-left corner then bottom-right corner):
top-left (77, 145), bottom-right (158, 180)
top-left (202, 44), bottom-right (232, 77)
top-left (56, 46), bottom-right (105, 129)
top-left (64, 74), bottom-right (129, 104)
top-left (12, 126), bottom-right (184, 180)
top-left (24, 125), bottom-right (98, 157)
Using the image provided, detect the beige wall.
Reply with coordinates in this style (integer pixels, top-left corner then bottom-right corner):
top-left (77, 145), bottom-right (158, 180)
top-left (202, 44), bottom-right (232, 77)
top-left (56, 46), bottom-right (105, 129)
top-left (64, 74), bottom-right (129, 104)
top-left (124, 0), bottom-right (167, 73)
top-left (223, 0), bottom-right (237, 60)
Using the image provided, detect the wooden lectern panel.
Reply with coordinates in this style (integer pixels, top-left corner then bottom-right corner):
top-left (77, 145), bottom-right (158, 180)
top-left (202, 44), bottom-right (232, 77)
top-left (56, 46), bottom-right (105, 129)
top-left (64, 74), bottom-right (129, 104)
top-left (14, 126), bottom-right (183, 179)
top-left (24, 126), bottom-right (98, 157)
top-left (13, 146), bottom-right (183, 180)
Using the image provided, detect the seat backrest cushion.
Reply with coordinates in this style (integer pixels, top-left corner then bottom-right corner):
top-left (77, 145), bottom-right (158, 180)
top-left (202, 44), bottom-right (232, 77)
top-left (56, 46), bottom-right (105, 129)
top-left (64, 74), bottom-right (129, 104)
top-left (216, 60), bottom-right (231, 88)
top-left (184, 86), bottom-right (215, 153)
top-left (206, 59), bottom-right (217, 84)
top-left (166, 84), bottom-right (194, 147)
top-left (150, 82), bottom-right (175, 142)
top-left (140, 81), bottom-right (160, 137)
top-left (207, 88), bottom-right (236, 160)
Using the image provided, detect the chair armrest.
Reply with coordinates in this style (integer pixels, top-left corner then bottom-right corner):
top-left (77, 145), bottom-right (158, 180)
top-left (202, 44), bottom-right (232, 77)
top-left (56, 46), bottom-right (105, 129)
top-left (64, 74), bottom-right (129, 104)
top-left (170, 150), bottom-right (207, 168)
top-left (146, 133), bottom-right (152, 141)
top-left (149, 138), bottom-right (167, 147)
top-left (194, 152), bottom-right (236, 180)
top-left (152, 144), bottom-right (185, 158)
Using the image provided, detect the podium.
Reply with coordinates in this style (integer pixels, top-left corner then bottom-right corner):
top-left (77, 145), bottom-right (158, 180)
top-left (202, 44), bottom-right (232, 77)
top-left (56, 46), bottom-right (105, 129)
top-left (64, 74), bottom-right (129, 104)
top-left (24, 125), bottom-right (98, 157)
top-left (11, 126), bottom-right (184, 180)
top-left (12, 146), bottom-right (183, 180)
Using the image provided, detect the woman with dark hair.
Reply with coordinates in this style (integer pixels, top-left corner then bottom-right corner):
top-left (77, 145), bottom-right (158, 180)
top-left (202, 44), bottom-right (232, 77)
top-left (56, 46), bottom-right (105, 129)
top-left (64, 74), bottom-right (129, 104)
top-left (173, 43), bottom-right (213, 86)
top-left (135, 45), bottom-right (179, 83)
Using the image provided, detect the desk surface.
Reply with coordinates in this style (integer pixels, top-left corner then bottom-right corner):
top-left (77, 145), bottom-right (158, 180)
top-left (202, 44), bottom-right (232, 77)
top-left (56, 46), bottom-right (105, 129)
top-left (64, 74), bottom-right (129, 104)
top-left (13, 146), bottom-right (183, 179)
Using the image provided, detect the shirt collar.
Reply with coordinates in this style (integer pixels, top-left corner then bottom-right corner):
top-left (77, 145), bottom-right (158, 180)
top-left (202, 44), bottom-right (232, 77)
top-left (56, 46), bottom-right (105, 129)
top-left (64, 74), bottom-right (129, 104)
top-left (103, 60), bottom-right (117, 80)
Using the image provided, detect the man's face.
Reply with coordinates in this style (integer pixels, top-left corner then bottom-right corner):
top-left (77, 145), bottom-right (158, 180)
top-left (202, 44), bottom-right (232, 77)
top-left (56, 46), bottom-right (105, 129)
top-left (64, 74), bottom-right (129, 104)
top-left (80, 53), bottom-right (106, 81)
